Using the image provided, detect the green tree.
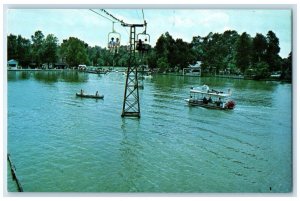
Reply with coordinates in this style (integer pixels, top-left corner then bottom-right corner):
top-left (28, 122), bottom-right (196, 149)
top-left (43, 34), bottom-right (58, 68)
top-left (236, 32), bottom-right (252, 73)
top-left (31, 30), bottom-right (45, 67)
top-left (17, 35), bottom-right (31, 67)
top-left (7, 34), bottom-right (31, 67)
top-left (281, 52), bottom-right (292, 80)
top-left (252, 33), bottom-right (268, 64)
top-left (155, 33), bottom-right (169, 59)
top-left (173, 38), bottom-right (196, 70)
top-left (253, 61), bottom-right (270, 80)
top-left (7, 34), bottom-right (18, 60)
top-left (60, 37), bottom-right (89, 67)
top-left (219, 30), bottom-right (239, 73)
top-left (146, 48), bottom-right (157, 70)
top-left (154, 33), bottom-right (170, 72)
top-left (155, 32), bottom-right (196, 72)
top-left (191, 36), bottom-right (203, 59)
top-left (266, 30), bottom-right (281, 72)
top-left (200, 32), bottom-right (223, 73)
top-left (157, 57), bottom-right (169, 73)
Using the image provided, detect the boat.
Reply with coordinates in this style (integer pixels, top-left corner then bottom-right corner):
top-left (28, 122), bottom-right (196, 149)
top-left (76, 93), bottom-right (104, 99)
top-left (184, 85), bottom-right (235, 110)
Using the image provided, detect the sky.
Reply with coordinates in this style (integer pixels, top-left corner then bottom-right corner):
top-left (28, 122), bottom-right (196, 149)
top-left (5, 7), bottom-right (292, 58)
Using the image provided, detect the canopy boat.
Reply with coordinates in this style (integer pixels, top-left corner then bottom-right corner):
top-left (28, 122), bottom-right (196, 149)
top-left (184, 85), bottom-right (235, 110)
top-left (76, 92), bottom-right (104, 99)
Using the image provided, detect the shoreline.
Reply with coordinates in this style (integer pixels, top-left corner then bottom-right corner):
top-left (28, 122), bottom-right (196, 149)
top-left (7, 69), bottom-right (291, 82)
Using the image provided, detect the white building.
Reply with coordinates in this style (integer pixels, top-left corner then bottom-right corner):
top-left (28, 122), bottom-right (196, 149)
top-left (183, 61), bottom-right (202, 76)
top-left (7, 59), bottom-right (18, 70)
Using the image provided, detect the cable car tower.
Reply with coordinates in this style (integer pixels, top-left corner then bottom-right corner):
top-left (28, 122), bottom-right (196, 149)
top-left (90, 9), bottom-right (148, 118)
top-left (121, 22), bottom-right (145, 118)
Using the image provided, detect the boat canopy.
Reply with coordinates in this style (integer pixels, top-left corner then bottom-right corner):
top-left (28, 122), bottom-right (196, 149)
top-left (190, 89), bottom-right (230, 97)
top-left (190, 85), bottom-right (232, 97)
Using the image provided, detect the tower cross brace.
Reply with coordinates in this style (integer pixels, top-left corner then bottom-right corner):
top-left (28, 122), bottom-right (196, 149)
top-left (121, 24), bottom-right (144, 118)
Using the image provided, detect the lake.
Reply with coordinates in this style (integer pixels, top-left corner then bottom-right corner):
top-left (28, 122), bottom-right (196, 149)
top-left (7, 70), bottom-right (292, 193)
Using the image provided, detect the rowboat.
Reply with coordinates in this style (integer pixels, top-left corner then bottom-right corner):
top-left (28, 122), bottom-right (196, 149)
top-left (76, 93), bottom-right (104, 99)
top-left (184, 85), bottom-right (235, 110)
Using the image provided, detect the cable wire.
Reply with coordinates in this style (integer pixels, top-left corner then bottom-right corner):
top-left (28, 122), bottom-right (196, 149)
top-left (89, 9), bottom-right (116, 23)
top-left (100, 9), bottom-right (125, 25)
top-left (142, 9), bottom-right (145, 22)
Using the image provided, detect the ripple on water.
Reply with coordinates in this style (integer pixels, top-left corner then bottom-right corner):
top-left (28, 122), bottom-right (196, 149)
top-left (7, 71), bottom-right (292, 192)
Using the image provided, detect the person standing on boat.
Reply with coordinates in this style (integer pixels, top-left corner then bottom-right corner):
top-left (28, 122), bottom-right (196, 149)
top-left (208, 96), bottom-right (212, 103)
top-left (80, 89), bottom-right (84, 95)
top-left (96, 91), bottom-right (99, 96)
top-left (216, 97), bottom-right (222, 107)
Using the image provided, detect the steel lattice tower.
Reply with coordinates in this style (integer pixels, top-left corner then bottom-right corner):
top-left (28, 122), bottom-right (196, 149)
top-left (121, 24), bottom-right (143, 118)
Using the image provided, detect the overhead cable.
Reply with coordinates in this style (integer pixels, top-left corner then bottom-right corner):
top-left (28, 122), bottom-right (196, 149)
top-left (89, 9), bottom-right (116, 22)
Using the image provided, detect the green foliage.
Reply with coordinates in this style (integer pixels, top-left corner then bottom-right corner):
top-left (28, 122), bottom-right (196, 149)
top-left (253, 61), bottom-right (270, 79)
top-left (31, 30), bottom-right (45, 67)
top-left (154, 32), bottom-right (197, 72)
top-left (7, 29), bottom-right (289, 81)
top-left (266, 31), bottom-right (281, 72)
top-left (7, 34), bottom-right (31, 67)
top-left (60, 37), bottom-right (89, 67)
top-left (281, 52), bottom-right (292, 80)
top-left (195, 31), bottom-right (239, 74)
top-left (252, 33), bottom-right (268, 63)
top-left (236, 32), bottom-right (252, 73)
top-left (7, 34), bottom-right (18, 60)
top-left (157, 57), bottom-right (169, 72)
top-left (43, 34), bottom-right (59, 67)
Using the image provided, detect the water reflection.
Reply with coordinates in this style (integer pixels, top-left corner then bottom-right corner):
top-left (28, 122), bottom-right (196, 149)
top-left (18, 72), bottom-right (31, 80)
top-left (34, 71), bottom-right (59, 83)
top-left (7, 70), bottom-right (292, 192)
top-left (152, 75), bottom-right (277, 92)
top-left (232, 79), bottom-right (277, 91)
top-left (60, 71), bottom-right (88, 82)
top-left (119, 118), bottom-right (142, 192)
top-left (7, 70), bottom-right (88, 83)
top-left (7, 71), bottom-right (17, 81)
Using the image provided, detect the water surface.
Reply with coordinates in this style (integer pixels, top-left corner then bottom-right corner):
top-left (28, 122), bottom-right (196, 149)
top-left (7, 70), bottom-right (292, 192)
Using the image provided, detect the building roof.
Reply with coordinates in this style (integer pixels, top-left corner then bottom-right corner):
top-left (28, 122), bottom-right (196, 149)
top-left (8, 59), bottom-right (18, 64)
top-left (189, 61), bottom-right (201, 68)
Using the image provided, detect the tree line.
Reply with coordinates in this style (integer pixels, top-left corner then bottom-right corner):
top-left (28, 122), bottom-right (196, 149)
top-left (7, 29), bottom-right (291, 80)
top-left (149, 30), bottom-right (291, 80)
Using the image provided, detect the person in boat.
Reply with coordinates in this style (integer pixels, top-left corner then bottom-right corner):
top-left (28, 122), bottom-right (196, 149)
top-left (208, 96), bottom-right (212, 103)
top-left (203, 96), bottom-right (208, 104)
top-left (95, 91), bottom-right (99, 96)
top-left (216, 97), bottom-right (222, 106)
top-left (80, 89), bottom-right (84, 95)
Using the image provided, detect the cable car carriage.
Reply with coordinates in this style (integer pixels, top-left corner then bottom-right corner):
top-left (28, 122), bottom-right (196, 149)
top-left (136, 22), bottom-right (150, 54)
top-left (108, 22), bottom-right (121, 54)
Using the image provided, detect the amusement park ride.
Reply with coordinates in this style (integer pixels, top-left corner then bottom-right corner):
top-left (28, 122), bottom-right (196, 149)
top-left (91, 9), bottom-right (150, 118)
